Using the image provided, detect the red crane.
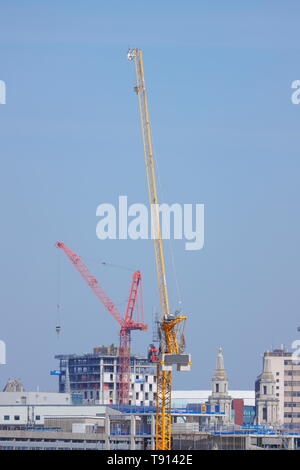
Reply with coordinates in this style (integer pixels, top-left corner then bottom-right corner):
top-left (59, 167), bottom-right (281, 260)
top-left (56, 242), bottom-right (147, 404)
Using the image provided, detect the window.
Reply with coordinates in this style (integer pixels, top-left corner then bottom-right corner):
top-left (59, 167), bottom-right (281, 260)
top-left (4, 416), bottom-right (9, 421)
top-left (263, 386), bottom-right (267, 395)
top-left (14, 416), bottom-right (20, 421)
top-left (263, 408), bottom-right (267, 420)
top-left (35, 416), bottom-right (41, 421)
top-left (136, 392), bottom-right (139, 399)
top-left (140, 384), bottom-right (144, 391)
top-left (216, 384), bottom-right (219, 393)
top-left (276, 372), bottom-right (279, 376)
top-left (145, 392), bottom-right (149, 400)
top-left (149, 384), bottom-right (152, 392)
top-left (110, 374), bottom-right (113, 381)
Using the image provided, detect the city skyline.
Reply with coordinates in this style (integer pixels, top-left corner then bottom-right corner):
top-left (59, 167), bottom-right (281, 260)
top-left (0, 1), bottom-right (300, 393)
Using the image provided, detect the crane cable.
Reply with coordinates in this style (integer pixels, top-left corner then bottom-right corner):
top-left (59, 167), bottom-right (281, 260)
top-left (151, 133), bottom-right (183, 313)
top-left (56, 248), bottom-right (61, 338)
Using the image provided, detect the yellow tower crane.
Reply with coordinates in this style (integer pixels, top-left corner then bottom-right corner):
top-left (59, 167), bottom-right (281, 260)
top-left (127, 48), bottom-right (192, 451)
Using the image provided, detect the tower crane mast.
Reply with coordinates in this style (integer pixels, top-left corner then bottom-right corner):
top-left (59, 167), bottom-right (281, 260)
top-left (127, 49), bottom-right (191, 450)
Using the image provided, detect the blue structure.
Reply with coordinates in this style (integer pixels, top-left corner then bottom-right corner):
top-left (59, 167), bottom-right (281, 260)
top-left (243, 406), bottom-right (256, 426)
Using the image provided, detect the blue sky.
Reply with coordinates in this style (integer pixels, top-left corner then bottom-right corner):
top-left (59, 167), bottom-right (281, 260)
top-left (0, 1), bottom-right (300, 392)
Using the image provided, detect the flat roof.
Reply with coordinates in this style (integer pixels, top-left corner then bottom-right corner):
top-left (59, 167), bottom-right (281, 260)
top-left (172, 390), bottom-right (255, 406)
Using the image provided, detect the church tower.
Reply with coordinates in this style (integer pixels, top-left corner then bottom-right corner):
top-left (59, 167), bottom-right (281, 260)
top-left (255, 352), bottom-right (279, 426)
top-left (208, 347), bottom-right (233, 424)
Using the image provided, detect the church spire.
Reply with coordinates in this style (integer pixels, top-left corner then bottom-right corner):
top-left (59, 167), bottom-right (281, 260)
top-left (213, 347), bottom-right (228, 381)
top-left (208, 346), bottom-right (233, 424)
top-left (216, 347), bottom-right (225, 370)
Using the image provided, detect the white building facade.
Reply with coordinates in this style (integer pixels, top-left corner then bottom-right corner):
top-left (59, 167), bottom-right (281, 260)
top-left (255, 348), bottom-right (300, 428)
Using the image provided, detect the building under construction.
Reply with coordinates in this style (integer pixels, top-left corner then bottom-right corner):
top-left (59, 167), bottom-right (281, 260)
top-left (54, 344), bottom-right (156, 406)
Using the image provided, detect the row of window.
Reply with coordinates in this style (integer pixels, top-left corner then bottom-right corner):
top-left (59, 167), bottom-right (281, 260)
top-left (68, 376), bottom-right (156, 385)
top-left (68, 358), bottom-right (153, 367)
top-left (134, 392), bottom-right (151, 400)
top-left (285, 370), bottom-right (300, 376)
top-left (69, 359), bottom-right (101, 366)
top-left (83, 391), bottom-right (99, 400)
top-left (128, 400), bottom-right (154, 406)
top-left (284, 391), bottom-right (300, 397)
top-left (284, 402), bottom-right (300, 407)
top-left (2, 416), bottom-right (40, 421)
top-left (67, 371), bottom-right (155, 381)
top-left (70, 383), bottom-right (100, 390)
top-left (70, 375), bottom-right (100, 381)
top-left (284, 381), bottom-right (300, 386)
top-left (284, 412), bottom-right (300, 418)
top-left (131, 383), bottom-right (153, 391)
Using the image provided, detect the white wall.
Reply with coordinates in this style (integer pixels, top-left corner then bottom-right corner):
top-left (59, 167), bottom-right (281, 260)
top-left (0, 392), bottom-right (71, 406)
top-left (0, 404), bottom-right (108, 426)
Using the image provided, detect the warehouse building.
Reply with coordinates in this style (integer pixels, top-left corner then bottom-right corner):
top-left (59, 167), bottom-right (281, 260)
top-left (0, 402), bottom-right (227, 450)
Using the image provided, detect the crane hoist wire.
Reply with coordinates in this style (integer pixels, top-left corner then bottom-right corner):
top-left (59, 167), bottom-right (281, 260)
top-left (151, 137), bottom-right (183, 313)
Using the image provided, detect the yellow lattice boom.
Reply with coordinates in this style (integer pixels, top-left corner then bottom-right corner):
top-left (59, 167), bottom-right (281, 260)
top-left (127, 48), bottom-right (191, 451)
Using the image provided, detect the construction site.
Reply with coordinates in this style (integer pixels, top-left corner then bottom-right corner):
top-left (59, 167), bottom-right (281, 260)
top-left (1, 46), bottom-right (300, 452)
top-left (54, 49), bottom-right (194, 450)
